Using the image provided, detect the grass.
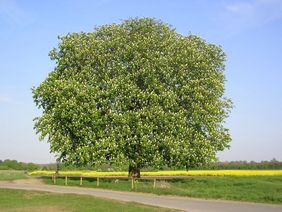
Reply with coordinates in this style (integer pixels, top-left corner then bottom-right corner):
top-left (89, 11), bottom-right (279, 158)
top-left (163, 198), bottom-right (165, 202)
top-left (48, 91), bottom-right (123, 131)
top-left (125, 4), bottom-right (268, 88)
top-left (42, 175), bottom-right (282, 204)
top-left (0, 188), bottom-right (178, 212)
top-left (0, 170), bottom-right (28, 180)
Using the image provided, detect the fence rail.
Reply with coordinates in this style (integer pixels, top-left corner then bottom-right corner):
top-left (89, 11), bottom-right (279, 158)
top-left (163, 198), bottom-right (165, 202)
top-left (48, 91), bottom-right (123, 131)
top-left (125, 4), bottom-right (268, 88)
top-left (41, 174), bottom-right (193, 189)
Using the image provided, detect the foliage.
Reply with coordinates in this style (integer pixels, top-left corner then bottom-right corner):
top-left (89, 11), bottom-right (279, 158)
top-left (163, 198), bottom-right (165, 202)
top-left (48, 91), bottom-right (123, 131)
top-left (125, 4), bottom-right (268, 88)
top-left (29, 169), bottom-right (282, 177)
top-left (38, 159), bottom-right (282, 171)
top-left (32, 18), bottom-right (232, 174)
top-left (0, 159), bottom-right (39, 171)
top-left (200, 159), bottom-right (282, 170)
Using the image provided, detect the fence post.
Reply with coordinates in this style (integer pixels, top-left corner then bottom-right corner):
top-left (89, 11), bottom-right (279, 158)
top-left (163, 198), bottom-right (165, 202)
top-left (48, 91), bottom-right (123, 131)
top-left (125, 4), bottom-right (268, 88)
top-left (80, 177), bottom-right (83, 186)
top-left (53, 175), bottom-right (56, 184)
top-left (153, 179), bottom-right (156, 189)
top-left (131, 177), bottom-right (134, 189)
top-left (97, 177), bottom-right (99, 187)
top-left (65, 176), bottom-right (68, 185)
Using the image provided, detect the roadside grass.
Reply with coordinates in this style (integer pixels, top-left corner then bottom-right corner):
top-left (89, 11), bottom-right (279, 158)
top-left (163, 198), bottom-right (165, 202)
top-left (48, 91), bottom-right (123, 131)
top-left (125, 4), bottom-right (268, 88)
top-left (0, 170), bottom-right (28, 180)
top-left (42, 176), bottom-right (282, 204)
top-left (0, 188), bottom-right (178, 212)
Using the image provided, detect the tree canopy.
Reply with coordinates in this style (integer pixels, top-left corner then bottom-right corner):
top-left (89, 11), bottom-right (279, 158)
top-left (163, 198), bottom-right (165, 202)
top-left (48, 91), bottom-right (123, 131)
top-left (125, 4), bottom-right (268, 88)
top-left (32, 18), bottom-right (232, 177)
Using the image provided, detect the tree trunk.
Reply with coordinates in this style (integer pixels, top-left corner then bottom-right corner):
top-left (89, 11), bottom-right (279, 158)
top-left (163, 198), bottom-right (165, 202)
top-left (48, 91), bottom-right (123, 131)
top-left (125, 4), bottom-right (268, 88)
top-left (128, 165), bottom-right (141, 178)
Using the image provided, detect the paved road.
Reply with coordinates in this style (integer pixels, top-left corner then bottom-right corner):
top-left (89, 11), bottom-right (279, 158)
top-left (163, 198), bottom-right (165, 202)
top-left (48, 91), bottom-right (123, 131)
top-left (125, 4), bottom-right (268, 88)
top-left (0, 179), bottom-right (282, 212)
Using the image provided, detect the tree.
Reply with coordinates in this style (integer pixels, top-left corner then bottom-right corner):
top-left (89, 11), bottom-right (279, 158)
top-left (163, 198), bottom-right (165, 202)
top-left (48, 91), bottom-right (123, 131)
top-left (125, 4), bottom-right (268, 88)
top-left (32, 18), bottom-right (232, 178)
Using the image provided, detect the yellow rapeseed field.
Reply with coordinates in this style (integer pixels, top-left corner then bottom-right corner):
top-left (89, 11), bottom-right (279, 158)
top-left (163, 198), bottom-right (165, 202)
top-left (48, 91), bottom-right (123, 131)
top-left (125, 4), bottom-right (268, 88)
top-left (29, 170), bottom-right (282, 177)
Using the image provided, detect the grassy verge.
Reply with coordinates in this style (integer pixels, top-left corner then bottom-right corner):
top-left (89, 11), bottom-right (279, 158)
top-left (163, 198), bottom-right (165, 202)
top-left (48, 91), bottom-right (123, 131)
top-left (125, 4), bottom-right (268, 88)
top-left (43, 176), bottom-right (282, 204)
top-left (0, 188), bottom-right (178, 212)
top-left (0, 170), bottom-right (28, 180)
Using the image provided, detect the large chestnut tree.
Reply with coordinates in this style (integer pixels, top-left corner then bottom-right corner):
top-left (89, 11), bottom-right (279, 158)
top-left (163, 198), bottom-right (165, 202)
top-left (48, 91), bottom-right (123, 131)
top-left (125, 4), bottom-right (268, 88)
top-left (32, 18), bottom-right (232, 177)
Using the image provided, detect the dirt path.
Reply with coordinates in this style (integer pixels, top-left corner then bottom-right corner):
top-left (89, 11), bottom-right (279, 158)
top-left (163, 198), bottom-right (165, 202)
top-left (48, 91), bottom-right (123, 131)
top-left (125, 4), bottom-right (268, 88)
top-left (1, 179), bottom-right (282, 212)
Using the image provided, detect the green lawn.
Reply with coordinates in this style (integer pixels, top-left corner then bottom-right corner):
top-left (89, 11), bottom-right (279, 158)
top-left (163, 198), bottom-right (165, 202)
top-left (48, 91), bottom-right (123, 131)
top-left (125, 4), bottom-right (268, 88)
top-left (0, 170), bottom-right (28, 180)
top-left (0, 188), bottom-right (177, 212)
top-left (43, 176), bottom-right (282, 204)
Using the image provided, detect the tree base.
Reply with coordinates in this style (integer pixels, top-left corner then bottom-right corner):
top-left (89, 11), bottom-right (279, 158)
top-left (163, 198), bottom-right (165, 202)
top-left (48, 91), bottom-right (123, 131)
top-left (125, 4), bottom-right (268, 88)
top-left (128, 165), bottom-right (141, 178)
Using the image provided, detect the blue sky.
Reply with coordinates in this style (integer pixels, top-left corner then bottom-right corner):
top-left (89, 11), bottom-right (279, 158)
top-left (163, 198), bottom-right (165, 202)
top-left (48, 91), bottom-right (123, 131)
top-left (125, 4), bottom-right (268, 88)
top-left (0, 0), bottom-right (281, 163)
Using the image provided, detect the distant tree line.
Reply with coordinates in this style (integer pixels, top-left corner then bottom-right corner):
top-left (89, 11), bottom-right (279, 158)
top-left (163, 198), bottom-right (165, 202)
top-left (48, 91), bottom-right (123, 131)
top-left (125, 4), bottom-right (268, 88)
top-left (1, 159), bottom-right (282, 171)
top-left (0, 159), bottom-right (39, 171)
top-left (43, 159), bottom-right (282, 171)
top-left (193, 159), bottom-right (282, 170)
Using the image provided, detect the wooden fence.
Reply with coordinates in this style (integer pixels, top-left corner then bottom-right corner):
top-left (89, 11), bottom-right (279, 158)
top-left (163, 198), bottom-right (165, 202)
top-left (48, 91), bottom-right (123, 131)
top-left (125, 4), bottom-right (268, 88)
top-left (47, 175), bottom-right (193, 189)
